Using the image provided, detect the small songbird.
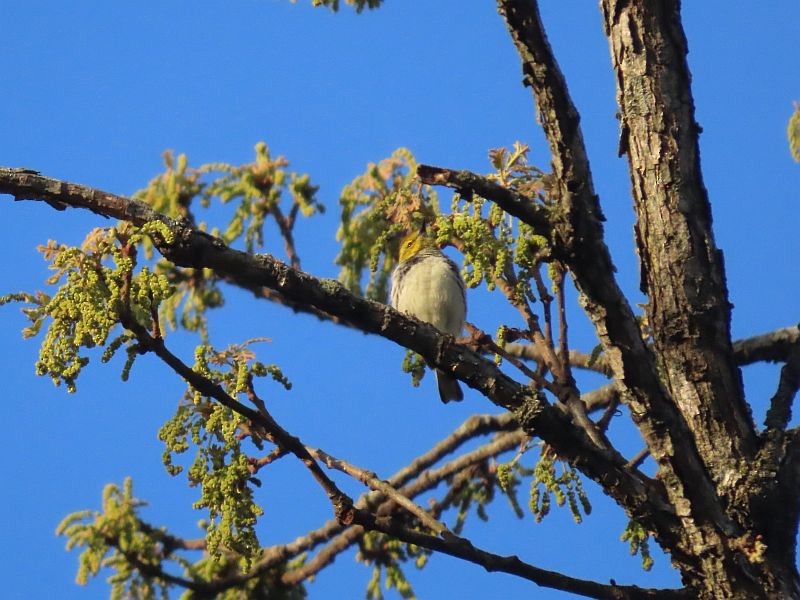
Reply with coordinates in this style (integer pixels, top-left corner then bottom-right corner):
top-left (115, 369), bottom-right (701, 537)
top-left (390, 225), bottom-right (467, 403)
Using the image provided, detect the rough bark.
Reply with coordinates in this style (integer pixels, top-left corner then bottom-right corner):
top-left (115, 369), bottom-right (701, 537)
top-left (598, 0), bottom-right (793, 597)
top-left (601, 0), bottom-right (756, 495)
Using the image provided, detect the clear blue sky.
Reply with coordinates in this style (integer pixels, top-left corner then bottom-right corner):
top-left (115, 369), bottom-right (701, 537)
top-left (1, 2), bottom-right (798, 599)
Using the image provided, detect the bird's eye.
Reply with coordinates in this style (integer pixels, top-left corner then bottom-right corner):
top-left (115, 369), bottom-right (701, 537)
top-left (406, 240), bottom-right (413, 247)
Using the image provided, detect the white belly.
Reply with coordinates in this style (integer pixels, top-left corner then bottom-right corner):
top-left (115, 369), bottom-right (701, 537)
top-left (393, 257), bottom-right (465, 335)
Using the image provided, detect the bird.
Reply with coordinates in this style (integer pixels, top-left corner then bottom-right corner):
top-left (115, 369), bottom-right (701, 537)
top-left (390, 224), bottom-right (466, 403)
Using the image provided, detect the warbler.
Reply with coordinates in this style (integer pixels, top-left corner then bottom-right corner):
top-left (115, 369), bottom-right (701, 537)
top-left (390, 226), bottom-right (466, 403)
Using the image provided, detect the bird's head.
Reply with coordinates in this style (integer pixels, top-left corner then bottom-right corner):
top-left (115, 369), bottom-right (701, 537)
top-left (397, 224), bottom-right (436, 262)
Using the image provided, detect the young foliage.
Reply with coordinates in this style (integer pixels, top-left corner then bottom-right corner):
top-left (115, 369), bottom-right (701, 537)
top-left (789, 102), bottom-right (800, 163)
top-left (184, 553), bottom-right (308, 600)
top-left (401, 350), bottom-right (427, 387)
top-left (359, 532), bottom-right (424, 600)
top-left (133, 143), bottom-right (323, 340)
top-left (621, 519), bottom-right (655, 572)
top-left (159, 340), bottom-right (291, 565)
top-left (2, 142), bottom-right (615, 597)
top-left (308, 0), bottom-right (383, 12)
top-left (336, 148), bottom-right (431, 300)
top-left (2, 144), bottom-right (315, 590)
top-left (56, 479), bottom-right (308, 600)
top-left (56, 478), bottom-right (170, 600)
top-left (529, 450), bottom-right (592, 525)
top-left (336, 144), bottom-right (550, 303)
top-left (1, 224), bottom-right (173, 392)
top-left (336, 145), bottom-right (561, 393)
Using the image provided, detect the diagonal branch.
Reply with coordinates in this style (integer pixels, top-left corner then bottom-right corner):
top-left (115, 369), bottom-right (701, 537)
top-left (416, 164), bottom-right (552, 233)
top-left (309, 447), bottom-right (449, 536)
top-left (351, 508), bottom-right (689, 600)
top-left (288, 430), bottom-right (688, 600)
top-left (0, 166), bottom-right (683, 563)
top-left (234, 424), bottom-right (527, 590)
top-left (121, 315), bottom-right (357, 524)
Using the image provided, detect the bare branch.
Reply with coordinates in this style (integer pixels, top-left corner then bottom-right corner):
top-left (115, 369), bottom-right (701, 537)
top-left (583, 384), bottom-right (620, 413)
top-left (220, 426), bottom-right (527, 590)
top-left (764, 340), bottom-right (800, 432)
top-left (309, 447), bottom-right (449, 536)
top-left (506, 343), bottom-right (614, 377)
top-left (626, 448), bottom-right (651, 471)
top-left (268, 202), bottom-right (302, 270)
top-left (351, 508), bottom-right (690, 600)
top-left (735, 327), bottom-right (800, 366)
top-left (509, 325), bottom-right (800, 378)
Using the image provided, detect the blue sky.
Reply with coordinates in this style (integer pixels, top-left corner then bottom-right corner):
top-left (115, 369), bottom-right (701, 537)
top-left (1, 2), bottom-right (798, 598)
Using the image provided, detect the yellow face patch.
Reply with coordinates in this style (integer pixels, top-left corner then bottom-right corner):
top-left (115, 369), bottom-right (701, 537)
top-left (398, 230), bottom-right (423, 263)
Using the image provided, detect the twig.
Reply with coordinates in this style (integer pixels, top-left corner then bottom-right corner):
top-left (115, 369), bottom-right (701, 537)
top-left (553, 263), bottom-right (570, 379)
top-left (764, 338), bottom-right (800, 431)
top-left (103, 535), bottom-right (208, 593)
top-left (505, 343), bottom-right (614, 377)
top-left (532, 267), bottom-right (555, 348)
top-left (268, 202), bottom-right (301, 270)
top-left (217, 429), bottom-right (527, 590)
top-left (282, 431), bottom-right (526, 586)
top-left (465, 322), bottom-right (540, 384)
top-left (249, 447), bottom-right (289, 473)
top-left (309, 447), bottom-right (449, 536)
top-left (508, 325), bottom-right (800, 380)
top-left (582, 384), bottom-right (620, 413)
top-left (596, 395), bottom-right (621, 432)
top-left (351, 508), bottom-right (689, 600)
top-left (626, 448), bottom-right (651, 470)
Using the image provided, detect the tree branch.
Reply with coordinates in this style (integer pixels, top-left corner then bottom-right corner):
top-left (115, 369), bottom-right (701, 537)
top-left (509, 325), bottom-right (800, 377)
top-left (351, 508), bottom-right (690, 600)
top-left (736, 326), bottom-right (800, 367)
top-left (416, 164), bottom-right (552, 234)
top-left (0, 167), bottom-right (680, 551)
top-left (283, 431), bottom-right (528, 586)
top-left (288, 429), bottom-right (687, 600)
top-left (764, 337), bottom-right (800, 431)
top-left (211, 422), bottom-right (527, 591)
top-left (309, 447), bottom-right (449, 536)
top-left (121, 315), bottom-right (357, 525)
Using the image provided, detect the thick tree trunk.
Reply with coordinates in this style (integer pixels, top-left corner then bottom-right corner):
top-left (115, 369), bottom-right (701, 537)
top-left (601, 0), bottom-right (799, 597)
top-left (600, 0), bottom-right (755, 494)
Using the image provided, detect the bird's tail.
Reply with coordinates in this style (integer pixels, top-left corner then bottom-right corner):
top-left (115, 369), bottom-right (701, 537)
top-left (435, 370), bottom-right (463, 403)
